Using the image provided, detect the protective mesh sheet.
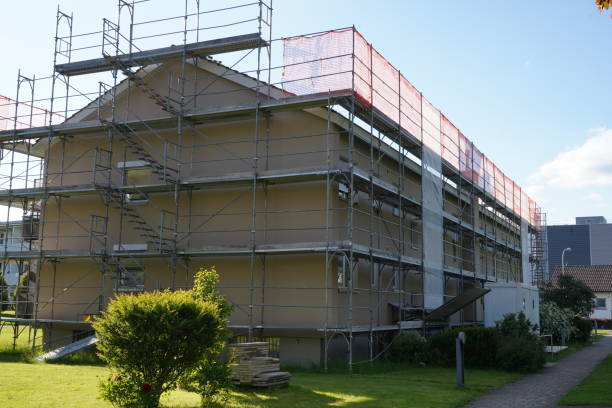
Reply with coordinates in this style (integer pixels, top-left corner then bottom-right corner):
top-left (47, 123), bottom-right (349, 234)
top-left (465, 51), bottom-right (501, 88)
top-left (472, 146), bottom-right (485, 189)
top-left (421, 97), bottom-right (441, 157)
top-left (281, 28), bottom-right (539, 225)
top-left (0, 95), bottom-right (63, 130)
top-left (441, 115), bottom-right (459, 169)
top-left (399, 76), bottom-right (422, 141)
top-left (281, 29), bottom-right (353, 96)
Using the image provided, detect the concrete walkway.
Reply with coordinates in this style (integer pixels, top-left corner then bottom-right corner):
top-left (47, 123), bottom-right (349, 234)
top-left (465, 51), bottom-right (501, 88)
top-left (464, 335), bottom-right (612, 408)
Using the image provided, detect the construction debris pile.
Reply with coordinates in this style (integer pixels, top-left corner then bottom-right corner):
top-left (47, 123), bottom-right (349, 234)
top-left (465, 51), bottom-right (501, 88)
top-left (228, 342), bottom-right (291, 388)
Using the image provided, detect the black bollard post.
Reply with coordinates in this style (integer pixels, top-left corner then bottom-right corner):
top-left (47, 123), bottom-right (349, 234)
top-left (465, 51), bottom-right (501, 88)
top-left (456, 331), bottom-right (466, 389)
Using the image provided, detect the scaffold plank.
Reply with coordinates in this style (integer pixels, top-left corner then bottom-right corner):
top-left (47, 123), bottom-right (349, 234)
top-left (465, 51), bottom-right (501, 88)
top-left (55, 33), bottom-right (266, 76)
top-left (0, 91), bottom-right (351, 143)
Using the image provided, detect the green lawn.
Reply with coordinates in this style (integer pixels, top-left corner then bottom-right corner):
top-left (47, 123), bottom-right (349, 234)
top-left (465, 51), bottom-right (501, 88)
top-left (0, 323), bottom-right (520, 408)
top-left (0, 360), bottom-right (520, 408)
top-left (558, 353), bottom-right (612, 406)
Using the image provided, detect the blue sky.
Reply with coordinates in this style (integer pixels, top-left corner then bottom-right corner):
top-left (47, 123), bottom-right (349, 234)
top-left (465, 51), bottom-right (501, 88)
top-left (1, 0), bottom-right (611, 224)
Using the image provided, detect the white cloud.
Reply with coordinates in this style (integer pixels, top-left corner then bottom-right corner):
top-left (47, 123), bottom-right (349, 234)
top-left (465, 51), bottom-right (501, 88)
top-left (584, 192), bottom-right (603, 202)
top-left (528, 128), bottom-right (612, 189)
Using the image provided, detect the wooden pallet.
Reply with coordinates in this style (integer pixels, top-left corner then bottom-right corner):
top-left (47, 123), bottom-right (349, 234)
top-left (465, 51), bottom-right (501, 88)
top-left (228, 342), bottom-right (290, 388)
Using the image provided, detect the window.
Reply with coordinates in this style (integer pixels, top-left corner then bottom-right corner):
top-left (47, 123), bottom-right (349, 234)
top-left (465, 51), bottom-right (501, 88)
top-left (117, 267), bottom-right (145, 292)
top-left (337, 255), bottom-right (355, 289)
top-left (371, 263), bottom-right (381, 288)
top-left (371, 199), bottom-right (382, 213)
top-left (0, 232), bottom-right (4, 245)
top-left (338, 183), bottom-right (357, 204)
top-left (596, 298), bottom-right (607, 310)
top-left (338, 183), bottom-right (350, 201)
top-left (391, 267), bottom-right (400, 292)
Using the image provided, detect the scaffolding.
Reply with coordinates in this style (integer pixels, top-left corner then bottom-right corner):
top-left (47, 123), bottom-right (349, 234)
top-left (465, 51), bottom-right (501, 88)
top-left (0, 1), bottom-right (546, 369)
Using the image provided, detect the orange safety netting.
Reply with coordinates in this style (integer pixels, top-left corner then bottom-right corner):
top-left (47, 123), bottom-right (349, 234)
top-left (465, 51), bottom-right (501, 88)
top-left (281, 27), bottom-right (540, 226)
top-left (0, 95), bottom-right (64, 131)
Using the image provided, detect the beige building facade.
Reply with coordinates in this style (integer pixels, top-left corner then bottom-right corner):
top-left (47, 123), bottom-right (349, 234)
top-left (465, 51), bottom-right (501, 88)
top-left (0, 4), bottom-right (546, 367)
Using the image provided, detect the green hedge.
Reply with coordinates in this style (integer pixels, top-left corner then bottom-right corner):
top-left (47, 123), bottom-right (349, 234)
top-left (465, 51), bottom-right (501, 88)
top-left (387, 313), bottom-right (546, 373)
top-left (428, 327), bottom-right (499, 368)
top-left (573, 317), bottom-right (593, 343)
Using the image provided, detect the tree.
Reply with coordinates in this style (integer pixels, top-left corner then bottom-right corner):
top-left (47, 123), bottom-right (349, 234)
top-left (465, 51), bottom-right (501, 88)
top-left (596, 0), bottom-right (612, 17)
top-left (539, 301), bottom-right (575, 343)
top-left (542, 275), bottom-right (595, 317)
top-left (596, 0), bottom-right (611, 11)
top-left (94, 290), bottom-right (223, 408)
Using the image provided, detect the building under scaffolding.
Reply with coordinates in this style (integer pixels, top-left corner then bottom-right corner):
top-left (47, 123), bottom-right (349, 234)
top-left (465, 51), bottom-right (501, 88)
top-left (0, 1), bottom-right (547, 368)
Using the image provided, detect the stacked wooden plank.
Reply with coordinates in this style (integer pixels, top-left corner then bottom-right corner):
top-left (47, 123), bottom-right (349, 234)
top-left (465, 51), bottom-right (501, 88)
top-left (228, 342), bottom-right (291, 388)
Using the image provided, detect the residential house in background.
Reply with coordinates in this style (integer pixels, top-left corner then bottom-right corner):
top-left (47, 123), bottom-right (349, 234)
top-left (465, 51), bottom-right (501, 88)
top-left (549, 265), bottom-right (612, 320)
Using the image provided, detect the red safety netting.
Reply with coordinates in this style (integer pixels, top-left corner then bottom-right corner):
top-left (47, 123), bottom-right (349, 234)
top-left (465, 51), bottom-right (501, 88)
top-left (441, 115), bottom-right (459, 169)
top-left (282, 27), bottom-right (541, 226)
top-left (281, 28), bottom-right (353, 97)
top-left (472, 146), bottom-right (485, 189)
top-left (459, 132), bottom-right (473, 181)
top-left (504, 175), bottom-right (514, 211)
top-left (0, 95), bottom-right (64, 131)
top-left (421, 97), bottom-right (441, 156)
top-left (513, 182), bottom-right (521, 217)
top-left (521, 191), bottom-right (530, 225)
top-left (399, 75), bottom-right (422, 141)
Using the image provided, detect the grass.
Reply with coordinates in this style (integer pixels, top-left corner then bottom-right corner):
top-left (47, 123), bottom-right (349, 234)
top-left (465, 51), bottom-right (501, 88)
top-left (0, 323), bottom-right (520, 408)
top-left (3, 325), bottom-right (606, 408)
top-left (0, 359), bottom-right (520, 408)
top-left (544, 330), bottom-right (608, 362)
top-left (558, 353), bottom-right (612, 406)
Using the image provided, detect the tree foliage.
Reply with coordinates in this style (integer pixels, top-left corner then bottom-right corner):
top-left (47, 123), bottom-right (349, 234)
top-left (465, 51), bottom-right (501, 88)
top-left (596, 0), bottom-right (612, 17)
top-left (93, 290), bottom-right (223, 408)
top-left (179, 267), bottom-right (234, 406)
top-left (542, 275), bottom-right (595, 317)
top-left (596, 0), bottom-right (611, 11)
top-left (0, 275), bottom-right (9, 311)
top-left (539, 301), bottom-right (575, 343)
top-left (495, 311), bottom-right (538, 337)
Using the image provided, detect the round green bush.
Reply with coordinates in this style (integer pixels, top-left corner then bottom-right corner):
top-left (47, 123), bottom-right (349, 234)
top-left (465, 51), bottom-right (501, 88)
top-left (94, 290), bottom-right (223, 408)
top-left (496, 334), bottom-right (545, 372)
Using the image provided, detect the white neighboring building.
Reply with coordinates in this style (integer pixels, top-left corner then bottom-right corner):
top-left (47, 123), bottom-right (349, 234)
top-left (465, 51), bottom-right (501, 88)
top-left (549, 265), bottom-right (612, 320)
top-left (0, 220), bottom-right (28, 287)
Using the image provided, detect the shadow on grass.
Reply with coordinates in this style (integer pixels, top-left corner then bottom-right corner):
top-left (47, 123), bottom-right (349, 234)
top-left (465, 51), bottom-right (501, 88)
top-left (0, 347), bottom-right (34, 363)
top-left (45, 347), bottom-right (105, 366)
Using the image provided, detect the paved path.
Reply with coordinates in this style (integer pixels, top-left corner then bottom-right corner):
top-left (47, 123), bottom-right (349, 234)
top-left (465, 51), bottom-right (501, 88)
top-left (464, 335), bottom-right (612, 408)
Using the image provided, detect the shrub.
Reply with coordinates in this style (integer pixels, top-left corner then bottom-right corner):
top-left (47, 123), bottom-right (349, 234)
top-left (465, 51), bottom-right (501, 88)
top-left (590, 318), bottom-right (612, 330)
top-left (539, 301), bottom-right (575, 343)
top-left (386, 331), bottom-right (429, 364)
top-left (99, 373), bottom-right (158, 408)
top-left (179, 357), bottom-right (231, 405)
top-left (572, 317), bottom-right (593, 343)
top-left (93, 290), bottom-right (223, 408)
top-left (0, 275), bottom-right (9, 311)
top-left (496, 312), bottom-right (537, 337)
top-left (542, 275), bottom-right (595, 317)
top-left (496, 334), bottom-right (545, 372)
top-left (428, 327), bottom-right (499, 368)
top-left (179, 267), bottom-right (233, 406)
